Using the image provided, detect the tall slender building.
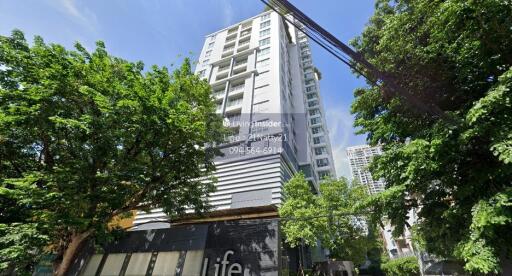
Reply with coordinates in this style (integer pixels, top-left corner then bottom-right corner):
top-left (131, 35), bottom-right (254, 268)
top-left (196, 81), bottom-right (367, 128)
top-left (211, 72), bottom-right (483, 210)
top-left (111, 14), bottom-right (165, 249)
top-left (346, 145), bottom-right (417, 260)
top-left (134, 10), bottom-right (335, 225)
top-left (346, 145), bottom-right (385, 194)
top-left (77, 11), bottom-right (338, 276)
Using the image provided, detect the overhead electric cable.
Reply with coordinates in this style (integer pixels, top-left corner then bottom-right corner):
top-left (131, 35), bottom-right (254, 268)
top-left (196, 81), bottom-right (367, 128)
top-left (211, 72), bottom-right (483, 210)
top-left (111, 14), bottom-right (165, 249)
top-left (260, 0), bottom-right (450, 120)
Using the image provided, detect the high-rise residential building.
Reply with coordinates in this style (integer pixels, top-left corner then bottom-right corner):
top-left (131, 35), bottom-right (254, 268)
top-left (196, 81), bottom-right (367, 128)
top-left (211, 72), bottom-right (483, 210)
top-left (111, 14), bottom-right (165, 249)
top-left (346, 144), bottom-right (385, 194)
top-left (346, 144), bottom-right (417, 261)
top-left (77, 11), bottom-right (339, 276)
top-left (134, 10), bottom-right (335, 225)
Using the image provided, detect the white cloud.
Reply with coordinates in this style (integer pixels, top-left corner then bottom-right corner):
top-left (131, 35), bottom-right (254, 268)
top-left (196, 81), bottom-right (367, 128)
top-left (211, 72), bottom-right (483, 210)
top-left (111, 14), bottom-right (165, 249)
top-left (51, 0), bottom-right (99, 32)
top-left (325, 106), bottom-right (366, 180)
top-left (219, 0), bottom-right (234, 26)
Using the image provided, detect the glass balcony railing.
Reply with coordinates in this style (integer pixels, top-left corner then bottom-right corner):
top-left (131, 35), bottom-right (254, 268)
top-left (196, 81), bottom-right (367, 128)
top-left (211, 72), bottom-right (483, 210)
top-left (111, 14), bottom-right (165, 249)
top-left (227, 98), bottom-right (243, 107)
top-left (238, 41), bottom-right (250, 48)
top-left (218, 65), bottom-right (230, 72)
top-left (233, 60), bottom-right (247, 67)
top-left (223, 46), bottom-right (235, 52)
top-left (230, 84), bottom-right (245, 93)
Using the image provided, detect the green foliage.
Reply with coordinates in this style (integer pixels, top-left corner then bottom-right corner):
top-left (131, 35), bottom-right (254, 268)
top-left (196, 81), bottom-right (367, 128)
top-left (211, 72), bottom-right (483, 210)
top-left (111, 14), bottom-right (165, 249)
top-left (0, 30), bottom-right (226, 273)
top-left (381, 256), bottom-right (420, 276)
top-left (279, 174), bottom-right (377, 265)
top-left (350, 0), bottom-right (512, 273)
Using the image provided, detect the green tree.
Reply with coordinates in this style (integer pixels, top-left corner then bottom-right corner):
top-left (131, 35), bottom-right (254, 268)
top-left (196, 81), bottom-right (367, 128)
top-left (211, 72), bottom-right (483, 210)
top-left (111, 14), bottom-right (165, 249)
top-left (350, 0), bottom-right (512, 273)
top-left (0, 30), bottom-right (226, 275)
top-left (381, 256), bottom-right (420, 276)
top-left (279, 174), bottom-right (375, 265)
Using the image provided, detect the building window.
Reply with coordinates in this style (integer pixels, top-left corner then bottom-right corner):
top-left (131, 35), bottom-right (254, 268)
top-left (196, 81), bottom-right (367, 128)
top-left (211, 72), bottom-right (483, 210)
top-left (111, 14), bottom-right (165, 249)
top-left (316, 158), bottom-right (329, 167)
top-left (259, 28), bottom-right (271, 37)
top-left (309, 109), bottom-right (320, 116)
top-left (304, 72), bottom-right (314, 79)
top-left (261, 13), bottom-right (271, 21)
top-left (260, 20), bottom-right (271, 29)
top-left (315, 147), bottom-right (327, 156)
top-left (313, 136), bottom-right (325, 144)
top-left (256, 58), bottom-right (270, 69)
top-left (253, 100), bottom-right (269, 112)
top-left (310, 117), bottom-right (321, 125)
top-left (208, 42), bottom-right (215, 49)
top-left (259, 38), bottom-right (270, 47)
top-left (318, 170), bottom-right (330, 179)
top-left (251, 119), bottom-right (270, 133)
top-left (198, 69), bottom-right (206, 78)
top-left (203, 59), bottom-right (209, 65)
top-left (312, 126), bottom-right (323, 134)
top-left (306, 86), bottom-right (315, 92)
top-left (204, 50), bottom-right (212, 58)
top-left (227, 96), bottom-right (243, 107)
top-left (306, 93), bottom-right (316, 100)
top-left (258, 47), bottom-right (270, 58)
top-left (308, 100), bottom-right (318, 107)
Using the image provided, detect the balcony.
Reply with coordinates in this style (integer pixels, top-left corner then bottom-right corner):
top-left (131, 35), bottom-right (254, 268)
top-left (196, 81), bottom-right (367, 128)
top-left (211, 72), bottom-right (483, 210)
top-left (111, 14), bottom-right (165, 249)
top-left (218, 64), bottom-right (230, 73)
top-left (221, 46), bottom-right (235, 58)
top-left (226, 96), bottom-right (243, 111)
top-left (223, 46), bottom-right (235, 53)
top-left (225, 114), bottom-right (242, 127)
top-left (241, 22), bottom-right (252, 31)
top-left (225, 36), bottom-right (237, 44)
top-left (308, 101), bottom-right (319, 108)
top-left (229, 84), bottom-right (245, 96)
top-left (237, 40), bottom-right (250, 52)
top-left (233, 59), bottom-right (247, 68)
top-left (212, 91), bottom-right (225, 99)
top-left (227, 27), bottom-right (238, 35)
top-left (240, 30), bottom-right (251, 38)
top-left (215, 72), bottom-right (229, 81)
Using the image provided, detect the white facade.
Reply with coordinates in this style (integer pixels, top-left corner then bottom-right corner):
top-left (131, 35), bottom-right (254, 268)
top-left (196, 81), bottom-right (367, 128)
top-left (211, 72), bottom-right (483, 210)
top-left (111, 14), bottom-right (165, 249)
top-left (346, 144), bottom-right (385, 194)
top-left (134, 11), bottom-right (335, 225)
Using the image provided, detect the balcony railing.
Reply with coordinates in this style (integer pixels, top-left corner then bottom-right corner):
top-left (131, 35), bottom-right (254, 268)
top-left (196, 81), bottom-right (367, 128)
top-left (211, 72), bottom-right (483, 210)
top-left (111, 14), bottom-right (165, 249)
top-left (223, 46), bottom-right (235, 52)
top-left (241, 23), bottom-right (252, 30)
top-left (213, 91), bottom-right (225, 98)
top-left (218, 65), bottom-right (230, 72)
top-left (227, 98), bottom-right (243, 107)
top-left (225, 36), bottom-right (236, 43)
top-left (239, 40), bottom-right (250, 46)
top-left (233, 60), bottom-right (247, 67)
top-left (230, 84), bottom-right (245, 93)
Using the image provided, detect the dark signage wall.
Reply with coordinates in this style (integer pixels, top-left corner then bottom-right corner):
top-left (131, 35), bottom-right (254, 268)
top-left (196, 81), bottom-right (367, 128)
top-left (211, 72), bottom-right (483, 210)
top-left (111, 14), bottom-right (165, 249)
top-left (72, 219), bottom-right (281, 276)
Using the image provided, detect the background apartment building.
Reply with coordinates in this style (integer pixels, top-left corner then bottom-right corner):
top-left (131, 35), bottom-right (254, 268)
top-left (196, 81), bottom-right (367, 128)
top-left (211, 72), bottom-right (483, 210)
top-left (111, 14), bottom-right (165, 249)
top-left (134, 11), bottom-right (335, 226)
top-left (346, 144), bottom-right (385, 194)
top-left (346, 144), bottom-right (416, 260)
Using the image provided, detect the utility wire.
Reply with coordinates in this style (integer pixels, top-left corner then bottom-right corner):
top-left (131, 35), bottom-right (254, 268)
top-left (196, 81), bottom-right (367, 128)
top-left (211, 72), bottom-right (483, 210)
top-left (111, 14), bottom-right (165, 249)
top-left (260, 0), bottom-right (451, 121)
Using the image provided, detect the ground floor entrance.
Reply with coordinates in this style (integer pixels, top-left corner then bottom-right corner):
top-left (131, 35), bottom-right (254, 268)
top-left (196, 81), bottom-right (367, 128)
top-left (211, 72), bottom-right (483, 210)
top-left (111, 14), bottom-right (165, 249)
top-left (71, 217), bottom-right (293, 276)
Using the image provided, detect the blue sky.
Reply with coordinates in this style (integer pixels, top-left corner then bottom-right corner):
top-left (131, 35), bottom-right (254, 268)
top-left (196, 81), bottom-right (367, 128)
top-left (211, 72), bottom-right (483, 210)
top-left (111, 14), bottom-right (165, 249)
top-left (0, 0), bottom-right (373, 178)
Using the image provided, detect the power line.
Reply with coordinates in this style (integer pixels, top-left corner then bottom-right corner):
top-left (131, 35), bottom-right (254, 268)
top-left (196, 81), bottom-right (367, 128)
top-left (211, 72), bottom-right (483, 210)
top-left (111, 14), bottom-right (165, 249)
top-left (261, 0), bottom-right (451, 121)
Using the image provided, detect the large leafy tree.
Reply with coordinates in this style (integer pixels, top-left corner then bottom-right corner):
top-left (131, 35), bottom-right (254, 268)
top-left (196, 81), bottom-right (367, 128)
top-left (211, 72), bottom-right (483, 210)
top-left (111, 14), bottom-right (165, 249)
top-left (350, 0), bottom-right (512, 273)
top-left (0, 30), bottom-right (225, 275)
top-left (279, 174), bottom-right (374, 266)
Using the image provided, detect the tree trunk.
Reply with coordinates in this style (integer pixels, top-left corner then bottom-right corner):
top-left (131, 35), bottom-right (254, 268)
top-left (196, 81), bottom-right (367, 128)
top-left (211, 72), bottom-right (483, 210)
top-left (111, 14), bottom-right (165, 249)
top-left (54, 230), bottom-right (93, 276)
